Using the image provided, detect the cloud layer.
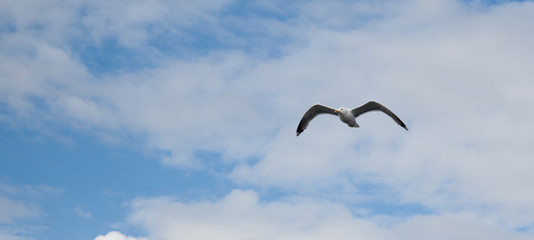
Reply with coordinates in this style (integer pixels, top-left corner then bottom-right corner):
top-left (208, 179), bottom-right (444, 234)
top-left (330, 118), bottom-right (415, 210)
top-left (2, 0), bottom-right (534, 239)
top-left (128, 189), bottom-right (532, 240)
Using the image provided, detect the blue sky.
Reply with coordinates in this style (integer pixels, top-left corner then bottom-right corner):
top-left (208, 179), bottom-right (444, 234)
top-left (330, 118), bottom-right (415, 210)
top-left (2, 0), bottom-right (534, 240)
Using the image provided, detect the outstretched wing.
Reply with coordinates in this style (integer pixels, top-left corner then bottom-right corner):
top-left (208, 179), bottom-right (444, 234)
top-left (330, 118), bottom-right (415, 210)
top-left (296, 104), bottom-right (338, 136)
top-left (351, 101), bottom-right (408, 130)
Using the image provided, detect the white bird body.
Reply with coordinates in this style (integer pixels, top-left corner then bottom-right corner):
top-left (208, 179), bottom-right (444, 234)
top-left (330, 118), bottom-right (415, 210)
top-left (296, 101), bottom-right (407, 136)
top-left (336, 107), bottom-right (359, 128)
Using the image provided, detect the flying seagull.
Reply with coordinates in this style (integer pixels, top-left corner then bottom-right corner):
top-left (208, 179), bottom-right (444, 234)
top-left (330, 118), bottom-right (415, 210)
top-left (296, 101), bottom-right (408, 136)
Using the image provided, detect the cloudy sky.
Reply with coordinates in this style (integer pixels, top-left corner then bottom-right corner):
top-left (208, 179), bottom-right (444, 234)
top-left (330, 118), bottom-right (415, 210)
top-left (1, 0), bottom-right (534, 239)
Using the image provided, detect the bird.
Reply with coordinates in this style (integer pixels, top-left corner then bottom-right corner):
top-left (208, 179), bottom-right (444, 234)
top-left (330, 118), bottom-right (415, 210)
top-left (296, 101), bottom-right (408, 136)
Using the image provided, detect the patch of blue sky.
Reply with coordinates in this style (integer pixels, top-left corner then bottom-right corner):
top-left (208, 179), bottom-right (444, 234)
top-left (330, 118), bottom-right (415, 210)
top-left (0, 7), bottom-right (16, 34)
top-left (251, 178), bottom-right (431, 223)
top-left (342, 179), bottom-right (431, 219)
top-left (0, 21), bottom-right (16, 35)
top-left (313, 169), bottom-right (432, 219)
top-left (515, 225), bottom-right (534, 233)
top-left (223, 0), bottom-right (299, 21)
top-left (462, 0), bottom-right (530, 8)
top-left (0, 101), bottom-right (9, 116)
top-left (0, 124), bottom-right (237, 239)
top-left (353, 185), bottom-right (431, 218)
top-left (69, 37), bottom-right (157, 77)
top-left (72, 26), bottom-right (291, 77)
top-left (69, 2), bottom-right (301, 76)
top-left (468, 0), bottom-right (529, 3)
top-left (147, 20), bottom-right (294, 59)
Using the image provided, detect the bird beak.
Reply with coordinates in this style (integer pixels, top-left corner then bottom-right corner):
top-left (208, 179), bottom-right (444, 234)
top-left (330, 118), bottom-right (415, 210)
top-left (334, 110), bottom-right (339, 113)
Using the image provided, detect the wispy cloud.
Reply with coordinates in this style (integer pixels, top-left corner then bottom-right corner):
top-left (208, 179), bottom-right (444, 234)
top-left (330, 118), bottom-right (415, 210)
top-left (0, 196), bottom-right (39, 223)
top-left (0, 183), bottom-right (60, 239)
top-left (74, 206), bottom-right (93, 219)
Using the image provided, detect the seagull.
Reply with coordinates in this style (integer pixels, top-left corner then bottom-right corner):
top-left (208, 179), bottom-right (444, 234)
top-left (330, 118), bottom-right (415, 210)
top-left (296, 101), bottom-right (408, 136)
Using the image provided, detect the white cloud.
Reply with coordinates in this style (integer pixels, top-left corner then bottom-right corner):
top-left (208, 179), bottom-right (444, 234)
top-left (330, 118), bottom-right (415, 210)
top-left (0, 183), bottom-right (60, 240)
top-left (94, 231), bottom-right (147, 240)
top-left (391, 213), bottom-right (533, 240)
top-left (226, 0), bottom-right (534, 230)
top-left (0, 196), bottom-right (39, 223)
top-left (129, 189), bottom-right (391, 240)
top-left (128, 189), bottom-right (532, 240)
